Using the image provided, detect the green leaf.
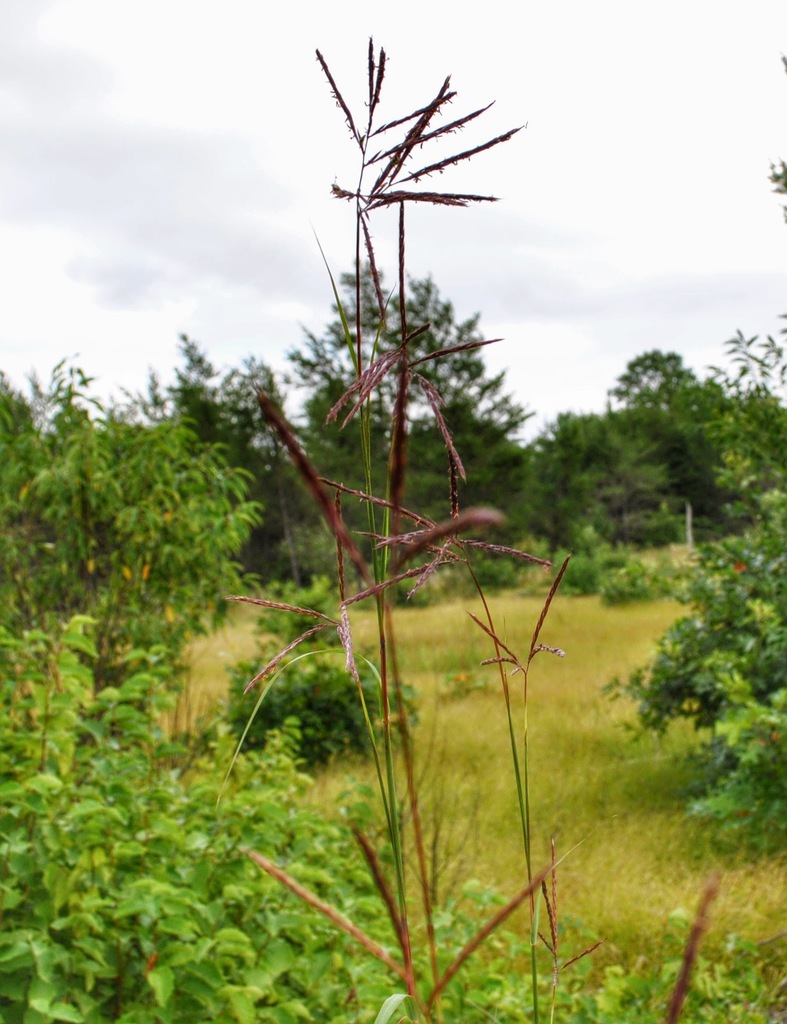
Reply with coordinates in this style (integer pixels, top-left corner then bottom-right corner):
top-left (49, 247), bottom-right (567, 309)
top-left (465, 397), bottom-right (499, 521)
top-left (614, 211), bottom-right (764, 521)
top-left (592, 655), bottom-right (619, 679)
top-left (227, 989), bottom-right (256, 1024)
top-left (28, 976), bottom-right (57, 1012)
top-left (260, 938), bottom-right (295, 978)
top-left (146, 964), bottom-right (175, 1007)
top-left (373, 993), bottom-right (411, 1024)
top-left (61, 631), bottom-right (97, 657)
top-left (25, 774), bottom-right (63, 795)
top-left (49, 1003), bottom-right (85, 1023)
top-left (156, 915), bottom-right (199, 938)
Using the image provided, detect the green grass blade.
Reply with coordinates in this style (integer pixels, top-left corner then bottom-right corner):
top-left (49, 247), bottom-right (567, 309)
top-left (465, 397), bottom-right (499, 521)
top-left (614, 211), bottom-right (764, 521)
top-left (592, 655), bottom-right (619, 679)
top-left (373, 993), bottom-right (411, 1024)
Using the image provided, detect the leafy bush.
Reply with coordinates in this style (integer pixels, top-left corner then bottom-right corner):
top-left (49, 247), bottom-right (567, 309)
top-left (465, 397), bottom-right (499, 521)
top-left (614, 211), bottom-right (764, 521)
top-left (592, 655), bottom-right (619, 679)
top-left (400, 886), bottom-right (774, 1023)
top-left (600, 556), bottom-right (678, 605)
top-left (225, 576), bottom-right (418, 771)
top-left (0, 363), bottom-right (258, 691)
top-left (551, 931), bottom-right (772, 1024)
top-left (246, 575), bottom-right (340, 644)
top-left (555, 527), bottom-right (630, 596)
top-left (0, 619), bottom-right (392, 1022)
top-left (619, 490), bottom-right (787, 836)
top-left (227, 652), bottom-right (381, 770)
top-left (688, 686), bottom-right (786, 840)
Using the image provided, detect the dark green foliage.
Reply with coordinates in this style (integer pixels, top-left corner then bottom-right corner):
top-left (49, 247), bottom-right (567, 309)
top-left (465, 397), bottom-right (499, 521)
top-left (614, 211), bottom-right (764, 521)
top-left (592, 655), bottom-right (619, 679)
top-left (689, 686), bottom-right (787, 842)
top-left (289, 269), bottom-right (530, 537)
top-left (608, 350), bottom-right (701, 412)
top-left (0, 362), bottom-right (258, 690)
top-left (134, 338), bottom-right (320, 584)
top-left (708, 325), bottom-right (787, 502)
top-left (600, 556), bottom-right (679, 605)
top-left (224, 577), bottom-right (415, 771)
top-left (227, 654), bottom-right (379, 770)
top-left (621, 491), bottom-right (787, 838)
top-left (526, 352), bottom-right (731, 552)
top-left (627, 501), bottom-right (787, 729)
top-left (615, 328), bottom-right (787, 835)
top-left (552, 527), bottom-right (629, 596)
top-left (0, 619), bottom-right (392, 1022)
top-left (524, 412), bottom-right (673, 549)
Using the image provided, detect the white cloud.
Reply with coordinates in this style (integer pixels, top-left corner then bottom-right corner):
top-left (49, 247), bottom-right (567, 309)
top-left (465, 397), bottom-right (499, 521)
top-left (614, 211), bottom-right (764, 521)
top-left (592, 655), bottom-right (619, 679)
top-left (0, 0), bottom-right (785, 426)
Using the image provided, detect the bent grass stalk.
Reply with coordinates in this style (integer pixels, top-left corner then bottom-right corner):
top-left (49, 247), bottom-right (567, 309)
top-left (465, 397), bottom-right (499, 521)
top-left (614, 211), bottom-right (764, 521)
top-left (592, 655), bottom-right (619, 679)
top-left (231, 40), bottom-right (719, 1024)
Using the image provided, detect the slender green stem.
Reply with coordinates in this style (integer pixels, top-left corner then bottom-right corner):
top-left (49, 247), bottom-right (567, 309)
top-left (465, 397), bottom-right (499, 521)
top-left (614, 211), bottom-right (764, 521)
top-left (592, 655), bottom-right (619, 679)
top-left (467, 561), bottom-right (539, 1022)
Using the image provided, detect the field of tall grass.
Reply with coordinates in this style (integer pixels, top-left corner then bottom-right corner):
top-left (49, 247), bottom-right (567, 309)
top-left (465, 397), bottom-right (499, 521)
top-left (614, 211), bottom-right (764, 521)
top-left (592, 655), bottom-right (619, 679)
top-left (182, 591), bottom-right (786, 984)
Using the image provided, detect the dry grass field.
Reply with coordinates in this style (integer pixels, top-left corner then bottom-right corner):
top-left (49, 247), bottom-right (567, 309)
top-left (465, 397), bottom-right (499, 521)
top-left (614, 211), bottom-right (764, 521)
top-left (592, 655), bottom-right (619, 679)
top-left (183, 591), bottom-right (787, 977)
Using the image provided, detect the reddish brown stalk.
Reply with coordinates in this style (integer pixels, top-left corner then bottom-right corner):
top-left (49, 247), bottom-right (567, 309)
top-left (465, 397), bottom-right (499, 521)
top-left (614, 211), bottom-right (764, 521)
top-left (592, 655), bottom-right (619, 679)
top-left (342, 565), bottom-right (428, 607)
top-left (369, 76), bottom-right (454, 195)
top-left (315, 49), bottom-right (360, 144)
top-left (400, 125), bottom-right (524, 184)
top-left (319, 478), bottom-right (434, 529)
top-left (369, 90), bottom-right (457, 139)
top-left (384, 603), bottom-right (440, 995)
top-left (361, 214), bottom-right (387, 325)
top-left (398, 202), bottom-right (407, 344)
top-left (245, 849), bottom-right (406, 982)
top-left (368, 190), bottom-right (500, 209)
top-left (335, 490), bottom-right (346, 603)
top-left (239, 625), bottom-right (329, 694)
top-left (368, 41), bottom-right (386, 118)
top-left (368, 104), bottom-right (494, 165)
top-left (449, 456), bottom-right (459, 518)
top-left (404, 322), bottom-right (432, 344)
top-left (227, 595), bottom-right (337, 624)
top-left (327, 347), bottom-right (401, 427)
top-left (529, 554), bottom-right (571, 664)
top-left (353, 829), bottom-right (406, 952)
top-left (561, 938), bottom-right (605, 971)
top-left (427, 865), bottom-right (552, 1012)
top-left (409, 336), bottom-right (501, 367)
top-left (414, 373), bottom-right (466, 482)
top-left (256, 390), bottom-right (371, 586)
top-left (388, 202), bottom-right (409, 538)
top-left (391, 508), bottom-right (505, 568)
top-left (464, 539), bottom-right (552, 567)
top-left (664, 874), bottom-right (721, 1024)
top-left (469, 611), bottom-right (523, 671)
top-left (406, 543), bottom-right (458, 599)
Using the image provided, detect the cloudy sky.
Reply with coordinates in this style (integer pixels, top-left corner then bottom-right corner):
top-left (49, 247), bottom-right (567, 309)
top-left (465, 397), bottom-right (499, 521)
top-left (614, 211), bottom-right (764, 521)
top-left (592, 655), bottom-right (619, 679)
top-left (2, 0), bottom-right (785, 436)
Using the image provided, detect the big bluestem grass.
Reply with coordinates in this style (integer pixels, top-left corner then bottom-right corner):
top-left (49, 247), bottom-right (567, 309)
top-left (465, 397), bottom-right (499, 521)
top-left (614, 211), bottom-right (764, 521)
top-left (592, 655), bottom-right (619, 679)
top-left (229, 41), bottom-right (722, 1024)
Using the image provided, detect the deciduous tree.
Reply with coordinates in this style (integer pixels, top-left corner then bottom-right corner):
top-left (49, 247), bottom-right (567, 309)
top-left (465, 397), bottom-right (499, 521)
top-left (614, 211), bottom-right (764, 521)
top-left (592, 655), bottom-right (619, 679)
top-left (0, 362), bottom-right (259, 689)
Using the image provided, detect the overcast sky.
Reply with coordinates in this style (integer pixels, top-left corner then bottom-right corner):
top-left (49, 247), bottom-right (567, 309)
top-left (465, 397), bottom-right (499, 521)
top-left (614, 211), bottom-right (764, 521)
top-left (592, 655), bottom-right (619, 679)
top-left (1, 0), bottom-right (785, 436)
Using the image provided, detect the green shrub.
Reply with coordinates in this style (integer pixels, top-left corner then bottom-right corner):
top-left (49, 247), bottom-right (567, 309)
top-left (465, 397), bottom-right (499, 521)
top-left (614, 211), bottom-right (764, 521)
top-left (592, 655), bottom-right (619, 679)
top-left (249, 575), bottom-right (340, 643)
top-left (619, 490), bottom-right (787, 836)
top-left (225, 576), bottom-right (416, 771)
top-left (555, 527), bottom-right (630, 596)
top-left (226, 652), bottom-right (380, 770)
top-left (0, 363), bottom-right (258, 691)
top-left (600, 556), bottom-right (678, 605)
top-left (0, 619), bottom-right (392, 1022)
top-left (688, 687), bottom-right (786, 841)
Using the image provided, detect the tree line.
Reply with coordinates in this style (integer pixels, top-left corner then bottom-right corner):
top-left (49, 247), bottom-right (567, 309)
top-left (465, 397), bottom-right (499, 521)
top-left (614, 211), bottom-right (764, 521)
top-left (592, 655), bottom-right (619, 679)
top-left (1, 268), bottom-right (769, 591)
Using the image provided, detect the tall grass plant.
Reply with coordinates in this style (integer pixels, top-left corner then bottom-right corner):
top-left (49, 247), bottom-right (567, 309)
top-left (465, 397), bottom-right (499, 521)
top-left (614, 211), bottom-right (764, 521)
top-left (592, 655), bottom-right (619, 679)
top-left (225, 41), bottom-right (759, 1023)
